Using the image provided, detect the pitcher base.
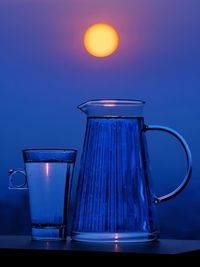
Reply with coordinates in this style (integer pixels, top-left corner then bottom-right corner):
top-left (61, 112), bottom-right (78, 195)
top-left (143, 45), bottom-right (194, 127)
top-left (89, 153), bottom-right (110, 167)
top-left (71, 231), bottom-right (159, 243)
top-left (31, 225), bottom-right (66, 241)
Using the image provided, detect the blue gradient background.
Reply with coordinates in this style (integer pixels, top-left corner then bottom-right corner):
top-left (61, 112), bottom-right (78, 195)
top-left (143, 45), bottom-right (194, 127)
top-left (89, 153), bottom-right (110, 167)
top-left (0, 0), bottom-right (199, 239)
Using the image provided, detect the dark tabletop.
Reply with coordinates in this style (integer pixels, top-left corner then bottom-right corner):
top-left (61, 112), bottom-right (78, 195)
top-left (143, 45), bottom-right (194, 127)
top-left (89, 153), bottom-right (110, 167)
top-left (0, 235), bottom-right (200, 261)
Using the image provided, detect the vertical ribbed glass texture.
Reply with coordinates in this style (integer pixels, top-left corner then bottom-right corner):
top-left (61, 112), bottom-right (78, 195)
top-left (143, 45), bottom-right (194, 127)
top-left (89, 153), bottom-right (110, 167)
top-left (72, 110), bottom-right (158, 242)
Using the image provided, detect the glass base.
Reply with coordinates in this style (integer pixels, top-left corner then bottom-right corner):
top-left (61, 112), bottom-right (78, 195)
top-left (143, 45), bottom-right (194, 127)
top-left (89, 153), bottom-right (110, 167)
top-left (31, 225), bottom-right (66, 241)
top-left (71, 231), bottom-right (159, 243)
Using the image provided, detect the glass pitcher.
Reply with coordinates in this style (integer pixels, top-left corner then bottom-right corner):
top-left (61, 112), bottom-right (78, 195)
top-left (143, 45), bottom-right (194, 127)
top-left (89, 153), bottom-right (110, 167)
top-left (72, 99), bottom-right (192, 242)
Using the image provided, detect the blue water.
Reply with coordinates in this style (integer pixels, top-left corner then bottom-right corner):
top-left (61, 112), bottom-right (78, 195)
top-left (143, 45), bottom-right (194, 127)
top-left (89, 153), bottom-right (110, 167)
top-left (72, 117), bottom-right (158, 242)
top-left (25, 162), bottom-right (74, 240)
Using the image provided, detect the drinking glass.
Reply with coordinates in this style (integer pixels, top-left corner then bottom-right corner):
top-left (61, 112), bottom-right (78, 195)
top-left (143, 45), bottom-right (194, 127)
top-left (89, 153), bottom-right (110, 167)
top-left (9, 149), bottom-right (77, 241)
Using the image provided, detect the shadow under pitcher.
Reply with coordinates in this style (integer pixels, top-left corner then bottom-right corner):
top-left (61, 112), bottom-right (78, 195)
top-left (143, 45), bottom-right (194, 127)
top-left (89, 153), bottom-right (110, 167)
top-left (9, 149), bottom-right (77, 241)
top-left (71, 99), bottom-right (192, 243)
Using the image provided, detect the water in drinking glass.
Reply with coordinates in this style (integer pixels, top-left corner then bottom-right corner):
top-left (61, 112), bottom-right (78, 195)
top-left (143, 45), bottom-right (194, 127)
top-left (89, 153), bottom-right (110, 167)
top-left (26, 161), bottom-right (74, 240)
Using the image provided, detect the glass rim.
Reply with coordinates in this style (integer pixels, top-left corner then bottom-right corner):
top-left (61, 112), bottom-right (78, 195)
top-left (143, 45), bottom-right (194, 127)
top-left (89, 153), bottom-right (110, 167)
top-left (23, 149), bottom-right (77, 163)
top-left (23, 149), bottom-right (77, 153)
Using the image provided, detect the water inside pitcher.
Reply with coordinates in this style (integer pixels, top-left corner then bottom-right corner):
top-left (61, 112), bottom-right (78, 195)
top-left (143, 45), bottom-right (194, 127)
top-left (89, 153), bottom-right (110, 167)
top-left (72, 99), bottom-right (192, 242)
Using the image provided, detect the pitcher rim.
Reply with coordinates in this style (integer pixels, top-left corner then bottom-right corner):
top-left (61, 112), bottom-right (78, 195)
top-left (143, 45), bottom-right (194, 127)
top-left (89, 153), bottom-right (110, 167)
top-left (78, 99), bottom-right (145, 109)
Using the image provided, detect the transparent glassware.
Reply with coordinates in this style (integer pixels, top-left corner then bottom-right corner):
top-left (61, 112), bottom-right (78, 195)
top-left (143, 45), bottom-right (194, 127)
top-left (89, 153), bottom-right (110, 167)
top-left (9, 149), bottom-right (77, 241)
top-left (71, 99), bottom-right (192, 242)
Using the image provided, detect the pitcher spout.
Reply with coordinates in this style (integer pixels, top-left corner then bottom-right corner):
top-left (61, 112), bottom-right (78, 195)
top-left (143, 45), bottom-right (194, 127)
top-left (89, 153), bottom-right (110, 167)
top-left (77, 101), bottom-right (90, 115)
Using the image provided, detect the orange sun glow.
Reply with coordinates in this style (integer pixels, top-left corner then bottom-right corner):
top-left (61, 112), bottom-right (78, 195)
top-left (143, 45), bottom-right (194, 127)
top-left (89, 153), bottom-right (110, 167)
top-left (84, 23), bottom-right (119, 57)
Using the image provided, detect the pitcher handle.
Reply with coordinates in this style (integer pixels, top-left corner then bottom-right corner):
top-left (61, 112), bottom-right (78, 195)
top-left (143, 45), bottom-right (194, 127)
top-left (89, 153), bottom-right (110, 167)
top-left (144, 125), bottom-right (192, 203)
top-left (8, 169), bottom-right (28, 190)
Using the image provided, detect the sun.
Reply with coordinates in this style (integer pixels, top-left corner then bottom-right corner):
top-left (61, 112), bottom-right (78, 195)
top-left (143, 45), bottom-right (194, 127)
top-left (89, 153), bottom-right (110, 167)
top-left (84, 23), bottom-right (119, 58)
